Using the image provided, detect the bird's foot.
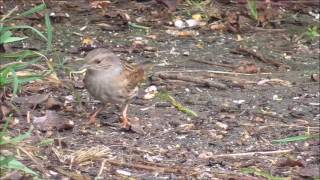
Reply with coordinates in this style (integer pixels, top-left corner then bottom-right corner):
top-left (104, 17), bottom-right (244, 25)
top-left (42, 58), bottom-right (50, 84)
top-left (121, 116), bottom-right (131, 130)
top-left (87, 115), bottom-right (97, 125)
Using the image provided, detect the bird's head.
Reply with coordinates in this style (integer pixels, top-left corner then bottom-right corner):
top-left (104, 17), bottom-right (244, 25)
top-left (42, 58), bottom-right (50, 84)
top-left (80, 48), bottom-right (122, 70)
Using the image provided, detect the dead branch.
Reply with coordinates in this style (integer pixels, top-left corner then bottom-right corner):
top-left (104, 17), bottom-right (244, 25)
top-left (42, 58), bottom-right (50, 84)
top-left (205, 74), bottom-right (255, 83)
top-left (105, 159), bottom-right (185, 174)
top-left (156, 70), bottom-right (271, 76)
top-left (252, 27), bottom-right (287, 32)
top-left (18, 146), bottom-right (48, 176)
top-left (190, 59), bottom-right (236, 69)
top-left (210, 149), bottom-right (293, 158)
top-left (54, 167), bottom-right (91, 180)
top-left (156, 73), bottom-right (228, 90)
top-left (97, 159), bottom-right (107, 177)
top-left (231, 47), bottom-right (290, 69)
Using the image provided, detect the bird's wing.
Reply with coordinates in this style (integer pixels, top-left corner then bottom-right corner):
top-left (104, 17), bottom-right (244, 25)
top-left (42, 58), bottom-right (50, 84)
top-left (123, 63), bottom-right (145, 91)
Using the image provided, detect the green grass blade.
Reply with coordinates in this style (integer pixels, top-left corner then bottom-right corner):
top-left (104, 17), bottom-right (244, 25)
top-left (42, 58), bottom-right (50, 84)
top-left (44, 13), bottom-right (52, 51)
top-left (0, 36), bottom-right (28, 44)
top-left (0, 71), bottom-right (43, 87)
top-left (17, 75), bottom-right (43, 84)
top-left (1, 58), bottom-right (41, 72)
top-left (0, 126), bottom-right (33, 145)
top-left (37, 138), bottom-right (54, 147)
top-left (0, 30), bottom-right (13, 43)
top-left (3, 25), bottom-right (47, 41)
top-left (11, 69), bottom-right (19, 96)
top-left (247, 0), bottom-right (258, 20)
top-left (19, 3), bottom-right (46, 18)
top-left (241, 167), bottom-right (289, 180)
top-left (0, 156), bottom-right (38, 176)
top-left (0, 117), bottom-right (11, 138)
top-left (272, 134), bottom-right (319, 144)
top-left (0, 66), bottom-right (12, 86)
top-left (128, 22), bottom-right (151, 31)
top-left (0, 61), bottom-right (42, 87)
top-left (0, 6), bottom-right (18, 21)
top-left (0, 50), bottom-right (41, 59)
top-left (156, 92), bottom-right (198, 117)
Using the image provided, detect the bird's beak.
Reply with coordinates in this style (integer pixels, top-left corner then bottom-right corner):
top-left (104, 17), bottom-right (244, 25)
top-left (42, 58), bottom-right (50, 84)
top-left (69, 65), bottom-right (88, 79)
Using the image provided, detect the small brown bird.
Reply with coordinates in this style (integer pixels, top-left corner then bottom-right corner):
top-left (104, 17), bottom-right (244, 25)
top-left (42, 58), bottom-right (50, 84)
top-left (82, 48), bottom-right (150, 128)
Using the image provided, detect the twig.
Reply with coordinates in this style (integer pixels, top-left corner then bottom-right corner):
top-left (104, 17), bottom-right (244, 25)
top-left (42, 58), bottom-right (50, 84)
top-left (1, 6), bottom-right (18, 21)
top-left (0, 171), bottom-right (20, 180)
top-left (156, 70), bottom-right (271, 76)
top-left (210, 149), bottom-right (293, 158)
top-left (232, 47), bottom-right (290, 69)
top-left (241, 123), bottom-right (320, 130)
top-left (205, 74), bottom-right (256, 84)
top-left (0, 61), bottom-right (47, 70)
top-left (54, 167), bottom-right (91, 180)
top-left (106, 159), bottom-right (185, 174)
top-left (97, 159), bottom-right (107, 177)
top-left (18, 146), bottom-right (47, 175)
top-left (190, 59), bottom-right (236, 69)
top-left (252, 27), bottom-right (287, 32)
top-left (51, 147), bottom-right (65, 163)
top-left (157, 73), bottom-right (228, 89)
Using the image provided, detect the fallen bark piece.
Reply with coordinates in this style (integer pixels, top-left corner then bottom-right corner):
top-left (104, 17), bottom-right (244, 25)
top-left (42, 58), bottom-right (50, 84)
top-left (257, 78), bottom-right (292, 87)
top-left (106, 159), bottom-right (185, 174)
top-left (209, 149), bottom-right (293, 159)
top-left (33, 110), bottom-right (74, 132)
top-left (157, 73), bottom-right (227, 89)
top-left (311, 74), bottom-right (319, 82)
top-left (12, 94), bottom-right (49, 106)
top-left (232, 47), bottom-right (290, 70)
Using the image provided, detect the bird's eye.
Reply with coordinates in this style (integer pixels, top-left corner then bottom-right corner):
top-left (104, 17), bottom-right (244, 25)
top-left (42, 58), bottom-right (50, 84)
top-left (94, 59), bottom-right (102, 64)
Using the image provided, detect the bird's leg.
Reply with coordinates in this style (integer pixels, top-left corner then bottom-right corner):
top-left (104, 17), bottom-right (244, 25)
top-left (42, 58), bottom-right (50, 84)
top-left (121, 103), bottom-right (130, 129)
top-left (88, 105), bottom-right (104, 124)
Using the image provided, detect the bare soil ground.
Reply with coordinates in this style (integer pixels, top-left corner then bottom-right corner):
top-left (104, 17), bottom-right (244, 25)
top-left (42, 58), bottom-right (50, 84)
top-left (1, 1), bottom-right (319, 179)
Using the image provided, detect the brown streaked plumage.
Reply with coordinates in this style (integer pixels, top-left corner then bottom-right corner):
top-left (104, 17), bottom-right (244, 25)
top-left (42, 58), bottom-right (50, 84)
top-left (83, 48), bottom-right (150, 128)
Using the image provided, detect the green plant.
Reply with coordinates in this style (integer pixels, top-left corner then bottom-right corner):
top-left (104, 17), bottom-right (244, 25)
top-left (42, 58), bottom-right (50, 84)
top-left (0, 119), bottom-right (38, 177)
top-left (241, 167), bottom-right (290, 180)
top-left (0, 3), bottom-right (53, 96)
top-left (184, 0), bottom-right (208, 21)
top-left (305, 26), bottom-right (320, 40)
top-left (156, 92), bottom-right (198, 117)
top-left (272, 134), bottom-right (319, 144)
top-left (0, 59), bottom-right (44, 94)
top-left (0, 4), bottom-right (47, 45)
top-left (247, 0), bottom-right (258, 20)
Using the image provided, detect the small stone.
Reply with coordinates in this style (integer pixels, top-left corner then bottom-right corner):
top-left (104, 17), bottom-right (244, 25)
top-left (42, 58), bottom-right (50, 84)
top-left (215, 121), bottom-right (228, 130)
top-left (116, 169), bottom-right (131, 176)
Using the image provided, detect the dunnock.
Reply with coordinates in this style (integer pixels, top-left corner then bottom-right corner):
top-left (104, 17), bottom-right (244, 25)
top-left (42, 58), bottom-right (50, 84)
top-left (82, 48), bottom-right (150, 128)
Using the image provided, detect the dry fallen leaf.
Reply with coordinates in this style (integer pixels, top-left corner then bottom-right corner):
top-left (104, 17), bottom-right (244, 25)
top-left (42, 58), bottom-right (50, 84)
top-left (0, 104), bottom-right (11, 120)
top-left (311, 74), bottom-right (319, 82)
top-left (46, 97), bottom-right (62, 110)
top-left (166, 29), bottom-right (199, 37)
top-left (234, 63), bottom-right (259, 74)
top-left (45, 73), bottom-right (62, 85)
top-left (210, 23), bottom-right (226, 31)
top-left (82, 37), bottom-right (94, 47)
top-left (130, 117), bottom-right (145, 134)
top-left (12, 94), bottom-right (49, 106)
top-left (156, 0), bottom-right (179, 12)
top-left (257, 78), bottom-right (292, 87)
top-left (90, 1), bottom-right (111, 9)
top-left (33, 110), bottom-right (74, 132)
